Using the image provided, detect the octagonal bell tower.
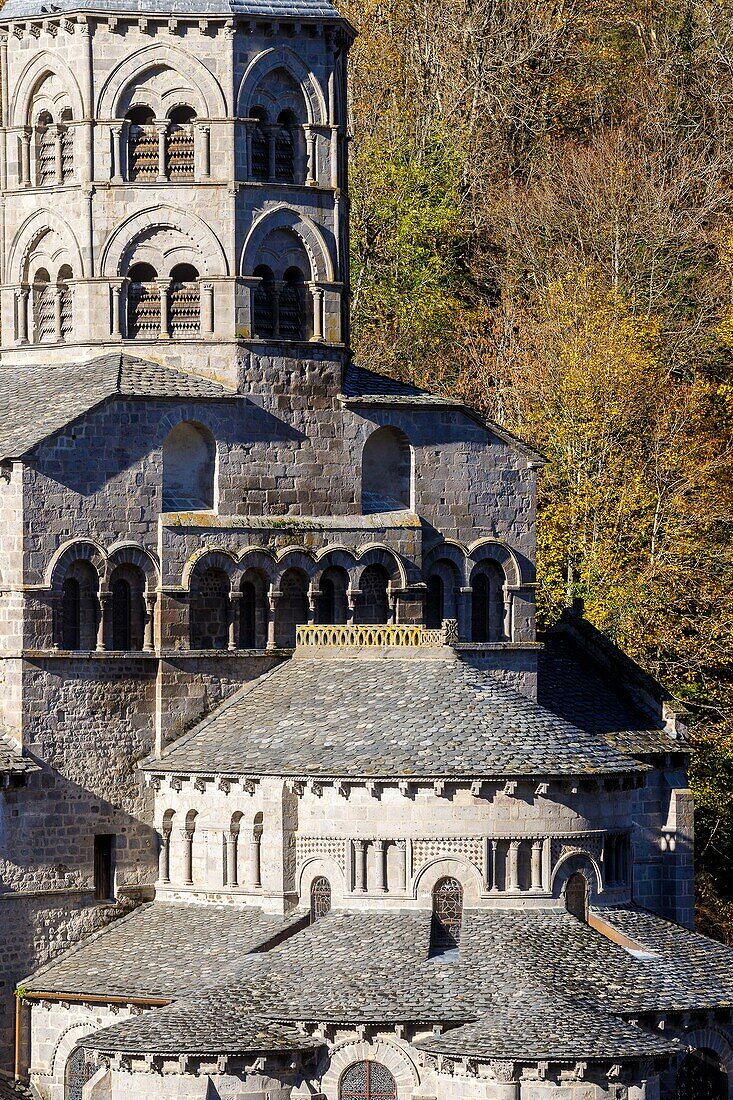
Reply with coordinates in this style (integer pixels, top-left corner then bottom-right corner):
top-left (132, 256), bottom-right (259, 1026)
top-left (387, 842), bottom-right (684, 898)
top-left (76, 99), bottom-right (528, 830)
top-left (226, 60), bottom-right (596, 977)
top-left (0, 0), bottom-right (353, 387)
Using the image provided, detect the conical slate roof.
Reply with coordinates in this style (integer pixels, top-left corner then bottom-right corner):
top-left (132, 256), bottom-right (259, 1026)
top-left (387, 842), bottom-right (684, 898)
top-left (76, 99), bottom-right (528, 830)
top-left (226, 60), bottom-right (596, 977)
top-left (142, 651), bottom-right (647, 779)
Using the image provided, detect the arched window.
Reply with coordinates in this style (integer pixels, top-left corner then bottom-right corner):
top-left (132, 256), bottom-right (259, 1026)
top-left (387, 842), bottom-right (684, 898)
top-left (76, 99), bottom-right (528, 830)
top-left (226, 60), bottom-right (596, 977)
top-left (239, 570), bottom-right (268, 649)
top-left (316, 568), bottom-right (349, 625)
top-left (110, 565), bottom-right (146, 651)
top-left (166, 105), bottom-right (196, 180)
top-left (190, 567), bottom-right (230, 650)
top-left (430, 877), bottom-right (463, 954)
top-left (61, 577), bottom-right (80, 650)
top-left (35, 111), bottom-right (56, 185)
top-left (425, 574), bottom-right (444, 629)
top-left (276, 568), bottom-right (309, 648)
top-left (126, 105), bottom-right (157, 181)
top-left (471, 562), bottom-right (506, 643)
top-left (279, 266), bottom-right (306, 340)
top-left (59, 561), bottom-right (99, 650)
top-left (127, 262), bottom-right (159, 338)
top-left (355, 564), bottom-right (390, 625)
top-left (252, 263), bottom-right (276, 339)
top-left (677, 1048), bottom-right (728, 1100)
top-left (240, 581), bottom-right (257, 648)
top-left (565, 872), bottom-right (588, 922)
top-left (275, 109), bottom-right (296, 182)
top-left (162, 421), bottom-right (216, 511)
top-left (59, 108), bottom-right (74, 182)
top-left (58, 264), bottom-right (73, 341)
top-left (340, 1063), bottom-right (397, 1100)
top-left (361, 426), bottom-right (413, 514)
top-left (64, 1045), bottom-right (95, 1100)
top-left (168, 262), bottom-right (200, 338)
top-left (250, 107), bottom-right (269, 180)
top-left (32, 267), bottom-right (54, 343)
top-left (310, 876), bottom-right (331, 923)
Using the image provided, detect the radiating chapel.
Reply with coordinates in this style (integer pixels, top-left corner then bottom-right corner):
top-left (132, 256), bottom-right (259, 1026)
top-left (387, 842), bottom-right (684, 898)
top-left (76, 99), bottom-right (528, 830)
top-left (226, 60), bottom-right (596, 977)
top-left (0, 0), bottom-right (732, 1096)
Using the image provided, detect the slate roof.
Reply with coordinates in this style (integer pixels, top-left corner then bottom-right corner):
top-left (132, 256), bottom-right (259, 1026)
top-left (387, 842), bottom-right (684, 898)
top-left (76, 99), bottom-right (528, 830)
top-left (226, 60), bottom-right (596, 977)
top-left (0, 354), bottom-right (236, 461)
top-left (0, 1078), bottom-right (33, 1100)
top-left (414, 991), bottom-right (675, 1061)
top-left (66, 904), bottom-right (733, 1060)
top-left (23, 901), bottom-right (305, 998)
top-left (537, 633), bottom-right (684, 758)
top-left (342, 365), bottom-right (546, 463)
top-left (0, 0), bottom-right (341, 18)
top-left (141, 652), bottom-right (645, 779)
top-left (0, 732), bottom-right (39, 777)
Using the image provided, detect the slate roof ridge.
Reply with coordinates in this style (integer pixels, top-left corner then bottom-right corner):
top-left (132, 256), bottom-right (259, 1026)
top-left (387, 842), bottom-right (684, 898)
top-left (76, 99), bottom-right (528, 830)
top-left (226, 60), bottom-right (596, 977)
top-left (20, 901), bottom-right (150, 989)
top-left (0, 0), bottom-right (345, 19)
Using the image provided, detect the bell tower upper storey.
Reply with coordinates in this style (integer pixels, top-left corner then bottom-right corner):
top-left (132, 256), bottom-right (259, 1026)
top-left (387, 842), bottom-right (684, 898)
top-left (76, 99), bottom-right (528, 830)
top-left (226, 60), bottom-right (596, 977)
top-left (0, 0), bottom-right (354, 384)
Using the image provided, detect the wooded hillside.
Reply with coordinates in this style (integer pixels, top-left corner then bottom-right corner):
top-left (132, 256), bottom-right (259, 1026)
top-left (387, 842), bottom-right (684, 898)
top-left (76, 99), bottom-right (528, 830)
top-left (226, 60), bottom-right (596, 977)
top-left (343, 0), bottom-right (733, 935)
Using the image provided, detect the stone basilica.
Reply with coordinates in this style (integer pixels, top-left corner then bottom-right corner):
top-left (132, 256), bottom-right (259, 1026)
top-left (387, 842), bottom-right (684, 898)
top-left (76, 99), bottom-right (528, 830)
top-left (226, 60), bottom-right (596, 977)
top-left (1, 0), bottom-right (733, 1095)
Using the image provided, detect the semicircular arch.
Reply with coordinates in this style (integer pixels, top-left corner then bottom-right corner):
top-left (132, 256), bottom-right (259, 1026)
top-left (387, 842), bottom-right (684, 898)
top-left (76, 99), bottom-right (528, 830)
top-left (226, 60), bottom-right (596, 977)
top-left (97, 43), bottom-right (226, 119)
top-left (107, 543), bottom-right (160, 589)
top-left (467, 538), bottom-right (523, 588)
top-left (241, 206), bottom-right (334, 283)
top-left (47, 539), bottom-right (107, 589)
top-left (237, 46), bottom-right (326, 125)
top-left (550, 852), bottom-right (602, 898)
top-left (412, 856), bottom-right (483, 906)
top-left (9, 210), bottom-right (85, 284)
top-left (12, 52), bottom-right (84, 127)
top-left (99, 205), bottom-right (228, 278)
top-left (182, 548), bottom-right (238, 590)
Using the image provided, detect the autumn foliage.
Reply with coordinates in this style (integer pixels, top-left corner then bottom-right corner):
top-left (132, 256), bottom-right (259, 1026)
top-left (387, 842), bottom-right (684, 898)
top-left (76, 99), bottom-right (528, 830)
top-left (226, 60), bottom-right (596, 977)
top-left (343, 0), bottom-right (733, 934)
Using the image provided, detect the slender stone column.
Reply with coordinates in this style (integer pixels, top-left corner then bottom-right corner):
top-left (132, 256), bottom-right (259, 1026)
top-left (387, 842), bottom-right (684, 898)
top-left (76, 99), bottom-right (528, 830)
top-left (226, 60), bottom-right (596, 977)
top-left (159, 831), bottom-right (171, 884)
top-left (248, 835), bottom-right (262, 888)
top-left (353, 840), bottom-right (367, 892)
top-left (507, 840), bottom-right (520, 892)
top-left (53, 125), bottom-right (63, 184)
top-left (228, 592), bottom-right (241, 651)
top-left (226, 832), bottom-right (238, 887)
top-left (490, 839), bottom-right (498, 891)
top-left (143, 594), bottom-right (157, 653)
top-left (183, 828), bottom-right (194, 885)
top-left (373, 839), bottom-right (386, 893)
top-left (96, 591), bottom-right (110, 652)
top-left (531, 840), bottom-right (543, 891)
top-left (306, 127), bottom-right (317, 184)
top-left (53, 287), bottom-right (62, 342)
top-left (266, 589), bottom-right (279, 649)
top-left (155, 120), bottom-right (168, 181)
top-left (16, 288), bottom-right (29, 344)
top-left (200, 125), bottom-right (211, 178)
top-left (395, 840), bottom-right (407, 892)
top-left (110, 125), bottom-right (123, 183)
top-left (110, 282), bottom-right (122, 338)
top-left (156, 279), bottom-right (170, 339)
top-left (310, 286), bottom-right (324, 342)
top-left (200, 282), bottom-right (214, 335)
top-left (20, 130), bottom-right (31, 186)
